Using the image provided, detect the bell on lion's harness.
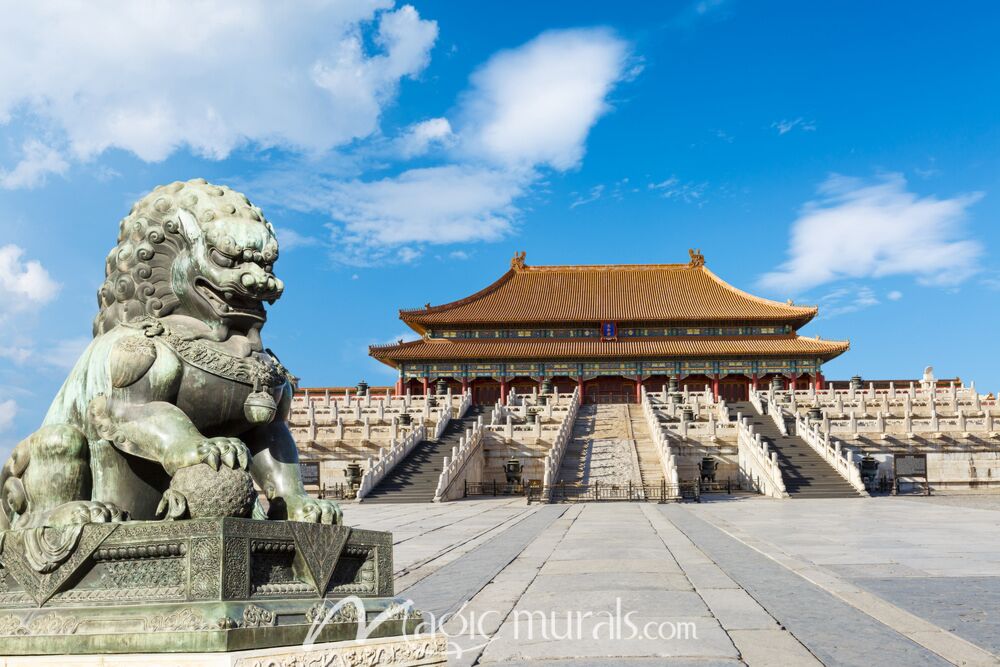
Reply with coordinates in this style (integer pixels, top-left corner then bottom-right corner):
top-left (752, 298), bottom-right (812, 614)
top-left (244, 378), bottom-right (278, 425)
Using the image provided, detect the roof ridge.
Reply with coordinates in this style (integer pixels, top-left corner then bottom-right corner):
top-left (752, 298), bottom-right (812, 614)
top-left (521, 262), bottom-right (692, 272)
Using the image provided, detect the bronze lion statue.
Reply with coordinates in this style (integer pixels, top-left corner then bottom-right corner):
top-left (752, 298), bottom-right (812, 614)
top-left (0, 179), bottom-right (340, 534)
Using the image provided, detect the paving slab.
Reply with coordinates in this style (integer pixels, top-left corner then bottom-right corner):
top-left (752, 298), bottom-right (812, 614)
top-left (697, 588), bottom-right (782, 631)
top-left (479, 615), bottom-right (737, 662)
top-left (527, 571), bottom-right (694, 594)
top-left (848, 576), bottom-right (1000, 656)
top-left (401, 504), bottom-right (568, 618)
top-left (728, 628), bottom-right (824, 666)
top-left (662, 505), bottom-right (952, 667)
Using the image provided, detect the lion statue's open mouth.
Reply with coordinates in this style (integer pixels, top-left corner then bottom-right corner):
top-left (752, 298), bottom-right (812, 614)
top-left (195, 278), bottom-right (268, 320)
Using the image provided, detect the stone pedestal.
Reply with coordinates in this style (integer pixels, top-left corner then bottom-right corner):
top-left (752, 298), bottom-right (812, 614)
top-left (0, 518), bottom-right (432, 656)
top-left (0, 633), bottom-right (447, 666)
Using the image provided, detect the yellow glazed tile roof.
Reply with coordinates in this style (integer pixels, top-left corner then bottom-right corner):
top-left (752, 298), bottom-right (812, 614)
top-left (400, 253), bottom-right (816, 329)
top-left (369, 335), bottom-right (849, 366)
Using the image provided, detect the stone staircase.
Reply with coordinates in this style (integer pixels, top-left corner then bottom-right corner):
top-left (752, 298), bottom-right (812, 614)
top-left (730, 401), bottom-right (861, 498)
top-left (556, 404), bottom-right (639, 487)
top-left (361, 407), bottom-right (489, 504)
top-left (628, 403), bottom-right (663, 485)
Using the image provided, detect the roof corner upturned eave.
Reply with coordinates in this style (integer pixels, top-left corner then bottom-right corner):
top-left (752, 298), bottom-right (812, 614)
top-left (697, 264), bottom-right (818, 327)
top-left (399, 267), bottom-right (518, 331)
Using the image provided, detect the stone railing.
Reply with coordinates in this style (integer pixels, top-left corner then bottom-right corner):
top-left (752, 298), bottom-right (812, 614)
top-left (292, 389), bottom-right (467, 421)
top-left (492, 400), bottom-right (574, 424)
top-left (771, 382), bottom-right (995, 415)
top-left (736, 414), bottom-right (787, 498)
top-left (789, 409), bottom-right (999, 438)
top-left (484, 417), bottom-right (572, 444)
top-left (640, 390), bottom-right (680, 492)
top-left (291, 419), bottom-right (418, 449)
top-left (641, 389), bottom-right (724, 422)
top-left (641, 389), bottom-right (736, 443)
top-left (794, 413), bottom-right (868, 495)
top-left (456, 390), bottom-right (473, 419)
top-left (356, 423), bottom-right (427, 501)
top-left (657, 416), bottom-right (736, 442)
top-left (434, 416), bottom-right (486, 502)
top-left (751, 390), bottom-right (788, 436)
top-left (541, 388), bottom-right (582, 501)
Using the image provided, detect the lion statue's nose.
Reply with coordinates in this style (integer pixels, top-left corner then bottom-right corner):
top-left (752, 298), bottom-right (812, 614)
top-left (240, 271), bottom-right (282, 297)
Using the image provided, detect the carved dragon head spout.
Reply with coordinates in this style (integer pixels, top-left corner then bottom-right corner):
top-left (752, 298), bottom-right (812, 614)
top-left (94, 178), bottom-right (283, 337)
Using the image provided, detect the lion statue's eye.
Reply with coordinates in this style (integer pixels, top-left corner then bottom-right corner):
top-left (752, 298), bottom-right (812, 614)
top-left (210, 248), bottom-right (237, 268)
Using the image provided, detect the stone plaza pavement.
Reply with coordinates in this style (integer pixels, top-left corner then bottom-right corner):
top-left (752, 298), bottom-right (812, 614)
top-left (343, 496), bottom-right (1000, 667)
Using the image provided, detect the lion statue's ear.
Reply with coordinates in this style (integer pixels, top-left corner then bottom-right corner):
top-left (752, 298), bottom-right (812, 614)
top-left (177, 209), bottom-right (203, 244)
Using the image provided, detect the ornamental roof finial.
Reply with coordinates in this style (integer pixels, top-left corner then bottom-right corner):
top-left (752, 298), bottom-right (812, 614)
top-left (511, 250), bottom-right (527, 271)
top-left (688, 248), bottom-right (705, 267)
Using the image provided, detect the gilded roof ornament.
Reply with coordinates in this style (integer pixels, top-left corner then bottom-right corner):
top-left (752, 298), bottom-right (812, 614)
top-left (511, 250), bottom-right (527, 271)
top-left (688, 248), bottom-right (705, 267)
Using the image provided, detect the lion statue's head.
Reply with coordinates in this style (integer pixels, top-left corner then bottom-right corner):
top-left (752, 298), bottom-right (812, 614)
top-left (94, 178), bottom-right (283, 336)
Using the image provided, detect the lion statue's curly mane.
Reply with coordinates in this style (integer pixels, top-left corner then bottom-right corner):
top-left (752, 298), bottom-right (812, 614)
top-left (94, 178), bottom-right (279, 335)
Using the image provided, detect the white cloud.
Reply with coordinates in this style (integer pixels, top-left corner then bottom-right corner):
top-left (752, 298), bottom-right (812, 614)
top-left (0, 140), bottom-right (69, 189)
top-left (772, 118), bottom-right (816, 135)
top-left (459, 29), bottom-right (629, 169)
top-left (648, 176), bottom-right (709, 204)
top-left (759, 173), bottom-right (984, 294)
top-left (448, 250), bottom-right (470, 260)
top-left (816, 285), bottom-right (880, 318)
top-left (0, 2), bottom-right (437, 169)
top-left (0, 245), bottom-right (60, 315)
top-left (570, 185), bottom-right (605, 209)
top-left (323, 165), bottom-right (527, 265)
top-left (274, 227), bottom-right (320, 251)
top-left (246, 27), bottom-right (629, 266)
top-left (887, 290), bottom-right (903, 301)
top-left (396, 117), bottom-right (454, 158)
top-left (0, 400), bottom-right (16, 433)
top-left (0, 347), bottom-right (33, 365)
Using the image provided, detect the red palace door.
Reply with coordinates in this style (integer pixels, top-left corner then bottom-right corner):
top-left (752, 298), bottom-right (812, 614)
top-left (471, 379), bottom-right (501, 405)
top-left (718, 377), bottom-right (749, 402)
top-left (584, 377), bottom-right (637, 404)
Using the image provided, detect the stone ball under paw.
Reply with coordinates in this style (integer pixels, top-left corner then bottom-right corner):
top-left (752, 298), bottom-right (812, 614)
top-left (169, 464), bottom-right (255, 519)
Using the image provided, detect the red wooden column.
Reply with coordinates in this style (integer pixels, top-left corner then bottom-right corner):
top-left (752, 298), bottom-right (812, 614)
top-left (500, 377), bottom-right (508, 405)
top-left (751, 374), bottom-right (759, 391)
top-left (421, 377), bottom-right (429, 396)
top-left (395, 377), bottom-right (403, 394)
top-left (711, 375), bottom-right (720, 401)
top-left (634, 375), bottom-right (642, 403)
top-left (461, 377), bottom-right (469, 395)
top-left (577, 375), bottom-right (584, 398)
top-left (815, 371), bottom-right (825, 391)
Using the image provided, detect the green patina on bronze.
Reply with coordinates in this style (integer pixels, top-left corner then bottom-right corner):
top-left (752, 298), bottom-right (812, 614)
top-left (0, 181), bottom-right (420, 655)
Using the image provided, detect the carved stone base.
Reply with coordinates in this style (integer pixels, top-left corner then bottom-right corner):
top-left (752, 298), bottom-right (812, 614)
top-left (0, 518), bottom-right (423, 655)
top-left (0, 633), bottom-right (448, 666)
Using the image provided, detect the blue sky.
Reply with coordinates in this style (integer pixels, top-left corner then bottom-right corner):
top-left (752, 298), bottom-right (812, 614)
top-left (0, 1), bottom-right (998, 456)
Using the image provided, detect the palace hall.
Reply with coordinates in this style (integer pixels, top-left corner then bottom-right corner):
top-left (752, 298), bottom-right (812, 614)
top-left (370, 250), bottom-right (849, 404)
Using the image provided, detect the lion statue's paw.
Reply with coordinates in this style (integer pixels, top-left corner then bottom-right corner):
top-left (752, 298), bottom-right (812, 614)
top-left (45, 500), bottom-right (128, 528)
top-left (164, 436), bottom-right (250, 475)
top-left (286, 496), bottom-right (342, 525)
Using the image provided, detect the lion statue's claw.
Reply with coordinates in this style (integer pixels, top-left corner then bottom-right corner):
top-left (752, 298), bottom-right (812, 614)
top-left (197, 437), bottom-right (249, 471)
top-left (286, 497), bottom-right (342, 525)
top-left (155, 489), bottom-right (188, 520)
